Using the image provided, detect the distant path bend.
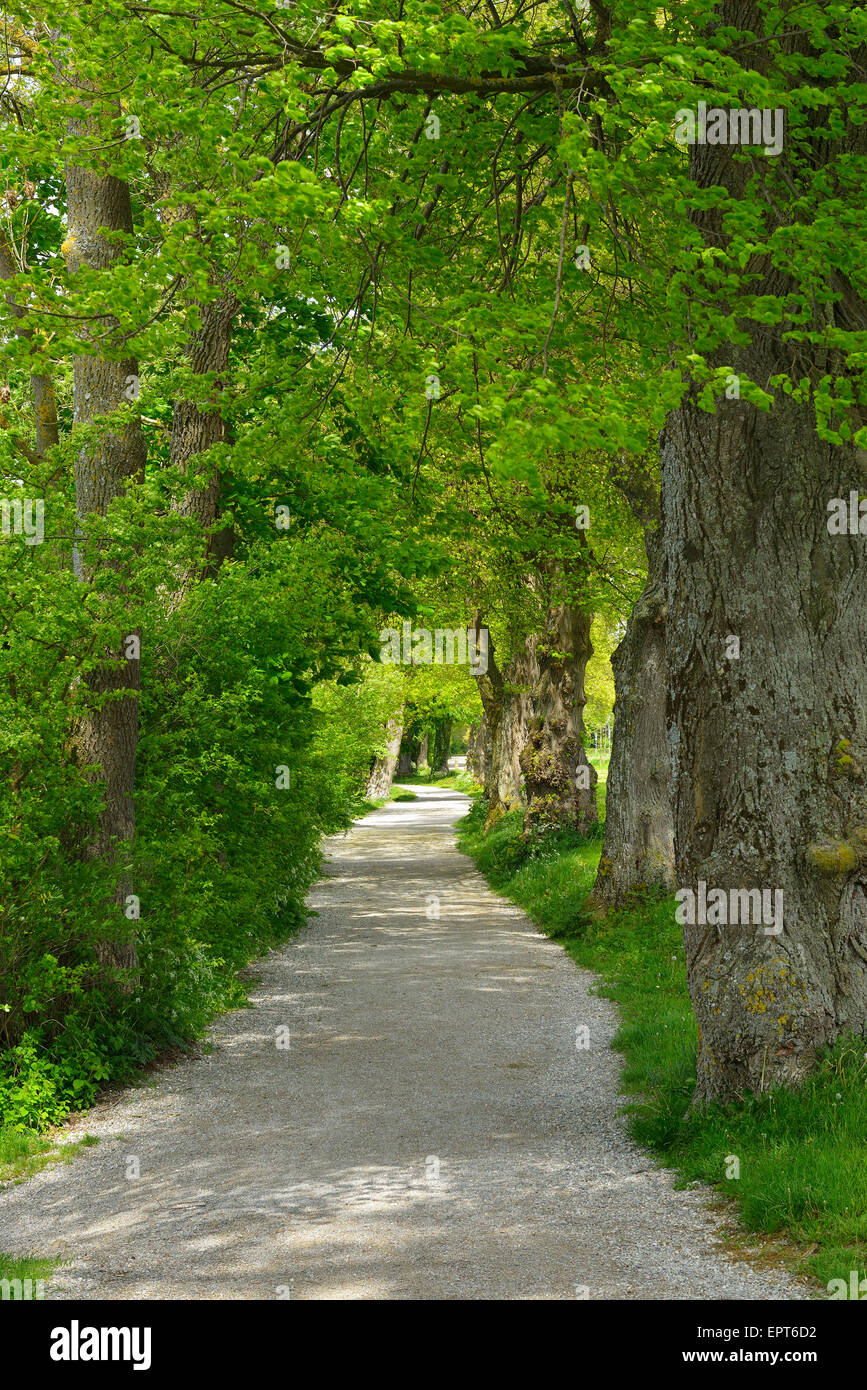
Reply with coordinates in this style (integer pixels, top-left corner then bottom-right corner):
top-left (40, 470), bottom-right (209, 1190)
top-left (0, 786), bottom-right (808, 1300)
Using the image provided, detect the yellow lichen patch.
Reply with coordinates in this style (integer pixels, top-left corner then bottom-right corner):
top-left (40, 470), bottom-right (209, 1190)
top-left (736, 964), bottom-right (785, 1016)
top-left (806, 841), bottom-right (858, 873)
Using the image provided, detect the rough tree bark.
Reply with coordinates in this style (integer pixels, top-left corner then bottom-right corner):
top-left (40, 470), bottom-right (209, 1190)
top-left (397, 723), bottom-right (423, 777)
top-left (172, 291), bottom-right (238, 576)
top-left (480, 714), bottom-right (493, 787)
top-left (148, 162), bottom-right (236, 583)
top-left (472, 616), bottom-right (534, 831)
top-left (366, 707), bottom-right (404, 800)
top-left (466, 718), bottom-right (488, 785)
top-left (520, 601), bottom-right (597, 836)
top-left (590, 464), bottom-right (675, 906)
top-left (664, 0), bottom-right (867, 1104)
top-left (62, 85), bottom-right (147, 981)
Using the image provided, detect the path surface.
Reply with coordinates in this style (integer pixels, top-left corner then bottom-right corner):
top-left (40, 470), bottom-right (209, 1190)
top-left (0, 787), bottom-right (809, 1300)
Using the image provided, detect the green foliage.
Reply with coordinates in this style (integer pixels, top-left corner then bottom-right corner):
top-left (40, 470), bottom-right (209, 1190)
top-left (0, 0), bottom-right (863, 1180)
top-left (585, 615), bottom-right (619, 736)
top-left (0, 474), bottom-right (414, 1127)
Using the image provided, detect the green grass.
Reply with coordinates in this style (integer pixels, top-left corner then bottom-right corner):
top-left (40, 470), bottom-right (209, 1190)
top-left (0, 1126), bottom-right (97, 1297)
top-left (397, 769), bottom-right (481, 794)
top-left (590, 748), bottom-right (611, 780)
top-left (0, 1125), bottom-right (55, 1184)
top-left (358, 783), bottom-right (424, 812)
top-left (0, 1124), bottom-right (98, 1186)
top-left (0, 1252), bottom-right (57, 1297)
top-left (456, 795), bottom-right (866, 1296)
top-left (591, 750), bottom-right (608, 821)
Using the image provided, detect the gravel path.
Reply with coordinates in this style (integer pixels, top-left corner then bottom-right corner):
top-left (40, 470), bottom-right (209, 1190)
top-left (0, 786), bottom-right (809, 1300)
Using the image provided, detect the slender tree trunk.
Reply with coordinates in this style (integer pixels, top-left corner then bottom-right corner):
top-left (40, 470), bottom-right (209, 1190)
top-left (148, 167), bottom-right (236, 581)
top-left (366, 708), bottom-right (404, 800)
top-left (520, 602), bottom-right (597, 836)
top-left (665, 1), bottom-right (867, 1103)
top-left (172, 292), bottom-right (238, 576)
top-left (63, 85), bottom-right (146, 981)
top-left (590, 487), bottom-right (675, 906)
top-left (0, 228), bottom-right (60, 462)
top-left (31, 374), bottom-right (59, 459)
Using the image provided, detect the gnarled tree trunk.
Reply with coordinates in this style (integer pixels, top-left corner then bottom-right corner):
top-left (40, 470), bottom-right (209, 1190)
top-left (472, 618), bottom-right (534, 831)
top-left (466, 718), bottom-right (488, 784)
top-left (520, 602), bottom-right (597, 836)
top-left (397, 722), bottom-right (423, 777)
top-left (366, 707), bottom-right (404, 800)
top-left (665, 404), bottom-right (867, 1105)
top-left (665, 3), bottom-right (867, 1103)
top-left (590, 475), bottom-right (675, 907)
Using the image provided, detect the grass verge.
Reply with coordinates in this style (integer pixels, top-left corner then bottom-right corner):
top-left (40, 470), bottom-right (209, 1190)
top-left (0, 1251), bottom-right (58, 1297)
top-left (358, 782), bottom-right (430, 814)
top-left (456, 795), bottom-right (866, 1296)
top-left (0, 1126), bottom-right (99, 1187)
top-left (396, 769), bottom-right (481, 794)
top-left (0, 1126), bottom-right (97, 1296)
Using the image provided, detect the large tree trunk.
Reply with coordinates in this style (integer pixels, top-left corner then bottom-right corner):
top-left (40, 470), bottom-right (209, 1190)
top-left (665, 2), bottom-right (867, 1104)
top-left (63, 86), bottom-right (146, 981)
top-left (397, 722), bottom-right (423, 777)
top-left (665, 409), bottom-right (867, 1106)
top-left (480, 713), bottom-right (493, 787)
top-left (366, 708), bottom-right (404, 800)
top-left (520, 602), bottom-right (597, 836)
top-left (590, 484), bottom-right (675, 906)
top-left (472, 618), bottom-right (534, 831)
